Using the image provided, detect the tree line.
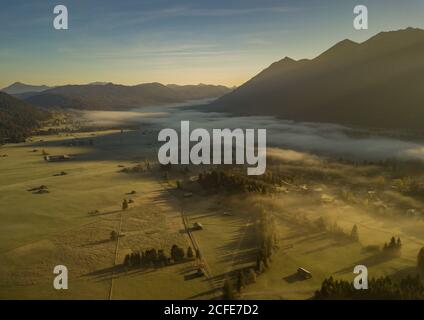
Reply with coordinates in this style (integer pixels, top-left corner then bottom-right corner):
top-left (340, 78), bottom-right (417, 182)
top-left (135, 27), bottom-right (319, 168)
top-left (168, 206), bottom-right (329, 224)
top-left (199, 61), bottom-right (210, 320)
top-left (198, 170), bottom-right (275, 194)
top-left (123, 245), bottom-right (197, 269)
top-left (383, 236), bottom-right (402, 255)
top-left (315, 244), bottom-right (424, 299)
top-left (314, 275), bottom-right (424, 299)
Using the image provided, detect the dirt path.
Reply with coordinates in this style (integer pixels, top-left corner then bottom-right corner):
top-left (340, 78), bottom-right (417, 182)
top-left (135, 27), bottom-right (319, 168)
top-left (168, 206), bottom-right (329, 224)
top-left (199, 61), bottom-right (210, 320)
top-left (108, 210), bottom-right (123, 300)
top-left (157, 178), bottom-right (221, 298)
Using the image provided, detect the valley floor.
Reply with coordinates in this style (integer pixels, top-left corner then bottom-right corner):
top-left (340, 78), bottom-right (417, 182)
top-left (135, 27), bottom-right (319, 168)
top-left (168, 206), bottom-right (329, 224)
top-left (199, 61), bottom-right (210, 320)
top-left (0, 127), bottom-right (423, 299)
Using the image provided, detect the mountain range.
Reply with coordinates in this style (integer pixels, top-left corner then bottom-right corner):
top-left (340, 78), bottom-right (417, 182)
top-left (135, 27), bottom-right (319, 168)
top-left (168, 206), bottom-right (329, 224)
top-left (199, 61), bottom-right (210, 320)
top-left (3, 27), bottom-right (424, 132)
top-left (209, 27), bottom-right (424, 131)
top-left (3, 82), bottom-right (232, 110)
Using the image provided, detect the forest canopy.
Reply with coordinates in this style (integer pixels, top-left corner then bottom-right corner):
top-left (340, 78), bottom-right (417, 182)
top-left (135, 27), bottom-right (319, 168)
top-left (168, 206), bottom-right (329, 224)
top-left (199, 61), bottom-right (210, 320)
top-left (0, 92), bottom-right (50, 143)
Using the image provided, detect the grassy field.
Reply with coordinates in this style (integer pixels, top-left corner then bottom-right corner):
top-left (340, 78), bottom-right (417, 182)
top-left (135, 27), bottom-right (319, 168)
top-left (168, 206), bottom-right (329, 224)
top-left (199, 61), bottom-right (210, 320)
top-left (1, 126), bottom-right (423, 300)
top-left (0, 129), bottom-right (204, 299)
top-left (240, 216), bottom-right (419, 299)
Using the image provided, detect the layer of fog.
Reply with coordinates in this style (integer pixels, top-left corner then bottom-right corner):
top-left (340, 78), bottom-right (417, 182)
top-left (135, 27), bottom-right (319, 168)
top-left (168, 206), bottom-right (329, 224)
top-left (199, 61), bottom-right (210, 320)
top-left (79, 100), bottom-right (424, 163)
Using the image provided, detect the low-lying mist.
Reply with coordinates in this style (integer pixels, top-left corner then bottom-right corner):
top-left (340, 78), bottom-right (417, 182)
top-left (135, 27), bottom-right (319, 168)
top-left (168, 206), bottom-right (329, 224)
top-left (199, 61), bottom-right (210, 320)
top-left (79, 100), bottom-right (424, 163)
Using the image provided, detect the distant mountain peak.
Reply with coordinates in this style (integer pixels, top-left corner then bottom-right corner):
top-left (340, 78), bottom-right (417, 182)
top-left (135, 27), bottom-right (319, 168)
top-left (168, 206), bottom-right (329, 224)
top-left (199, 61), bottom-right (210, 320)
top-left (265, 56), bottom-right (297, 69)
top-left (1, 82), bottom-right (51, 95)
top-left (316, 38), bottom-right (359, 60)
top-left (338, 38), bottom-right (358, 46)
top-left (281, 56), bottom-right (296, 63)
top-left (331, 38), bottom-right (359, 50)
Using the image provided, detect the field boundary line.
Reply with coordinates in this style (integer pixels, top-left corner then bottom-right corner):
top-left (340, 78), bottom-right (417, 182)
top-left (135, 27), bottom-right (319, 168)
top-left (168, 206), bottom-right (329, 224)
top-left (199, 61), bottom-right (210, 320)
top-left (157, 178), bottom-right (221, 298)
top-left (109, 210), bottom-right (123, 300)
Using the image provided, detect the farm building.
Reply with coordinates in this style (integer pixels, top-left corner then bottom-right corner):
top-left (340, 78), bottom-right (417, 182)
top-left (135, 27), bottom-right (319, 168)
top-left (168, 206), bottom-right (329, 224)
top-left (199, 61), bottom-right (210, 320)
top-left (192, 222), bottom-right (203, 230)
top-left (297, 267), bottom-right (312, 279)
top-left (44, 155), bottom-right (71, 162)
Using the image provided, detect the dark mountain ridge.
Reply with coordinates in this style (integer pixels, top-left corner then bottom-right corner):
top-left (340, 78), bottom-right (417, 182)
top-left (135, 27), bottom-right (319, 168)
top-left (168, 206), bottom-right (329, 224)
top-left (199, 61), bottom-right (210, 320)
top-left (25, 83), bottom-right (232, 110)
top-left (210, 28), bottom-right (424, 131)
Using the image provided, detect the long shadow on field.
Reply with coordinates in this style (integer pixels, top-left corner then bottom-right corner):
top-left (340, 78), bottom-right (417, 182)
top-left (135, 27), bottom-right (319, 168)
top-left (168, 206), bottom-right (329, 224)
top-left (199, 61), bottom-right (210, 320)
top-left (14, 129), bottom-right (156, 163)
top-left (82, 265), bottom-right (122, 282)
top-left (216, 219), bottom-right (258, 267)
top-left (179, 263), bottom-right (202, 280)
top-left (81, 209), bottom-right (122, 222)
top-left (290, 232), bottom-right (327, 246)
top-left (81, 238), bottom-right (112, 247)
top-left (189, 211), bottom-right (224, 221)
top-left (280, 227), bottom-right (312, 241)
top-left (83, 265), bottom-right (160, 282)
top-left (334, 252), bottom-right (396, 275)
top-left (186, 287), bottom-right (222, 300)
top-left (176, 264), bottom-right (223, 299)
top-left (284, 272), bottom-right (308, 283)
top-left (83, 259), bottom-right (195, 283)
top-left (303, 238), bottom-right (350, 255)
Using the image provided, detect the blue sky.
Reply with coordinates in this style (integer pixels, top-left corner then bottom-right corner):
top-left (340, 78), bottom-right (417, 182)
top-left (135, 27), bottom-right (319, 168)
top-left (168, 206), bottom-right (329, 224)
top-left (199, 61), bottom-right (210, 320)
top-left (1, 0), bottom-right (424, 87)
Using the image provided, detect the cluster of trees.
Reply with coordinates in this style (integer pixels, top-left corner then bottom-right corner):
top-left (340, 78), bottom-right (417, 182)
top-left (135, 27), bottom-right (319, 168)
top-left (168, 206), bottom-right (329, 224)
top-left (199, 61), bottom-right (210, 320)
top-left (255, 237), bottom-right (278, 274)
top-left (350, 224), bottom-right (359, 242)
top-left (222, 269), bottom-right (258, 300)
top-left (121, 198), bottom-right (135, 210)
top-left (222, 209), bottom-right (277, 300)
top-left (383, 236), bottom-right (402, 254)
top-left (122, 199), bottom-right (129, 210)
top-left (198, 170), bottom-right (274, 194)
top-left (110, 231), bottom-right (119, 241)
top-left (315, 218), bottom-right (361, 242)
top-left (388, 176), bottom-right (424, 200)
top-left (325, 221), bottom-right (351, 240)
top-left (314, 275), bottom-right (424, 299)
top-left (402, 179), bottom-right (424, 199)
top-left (123, 245), bottom-right (195, 269)
top-left (254, 211), bottom-right (278, 275)
top-left (222, 280), bottom-right (236, 300)
top-left (0, 92), bottom-right (50, 144)
top-left (249, 168), bottom-right (282, 186)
